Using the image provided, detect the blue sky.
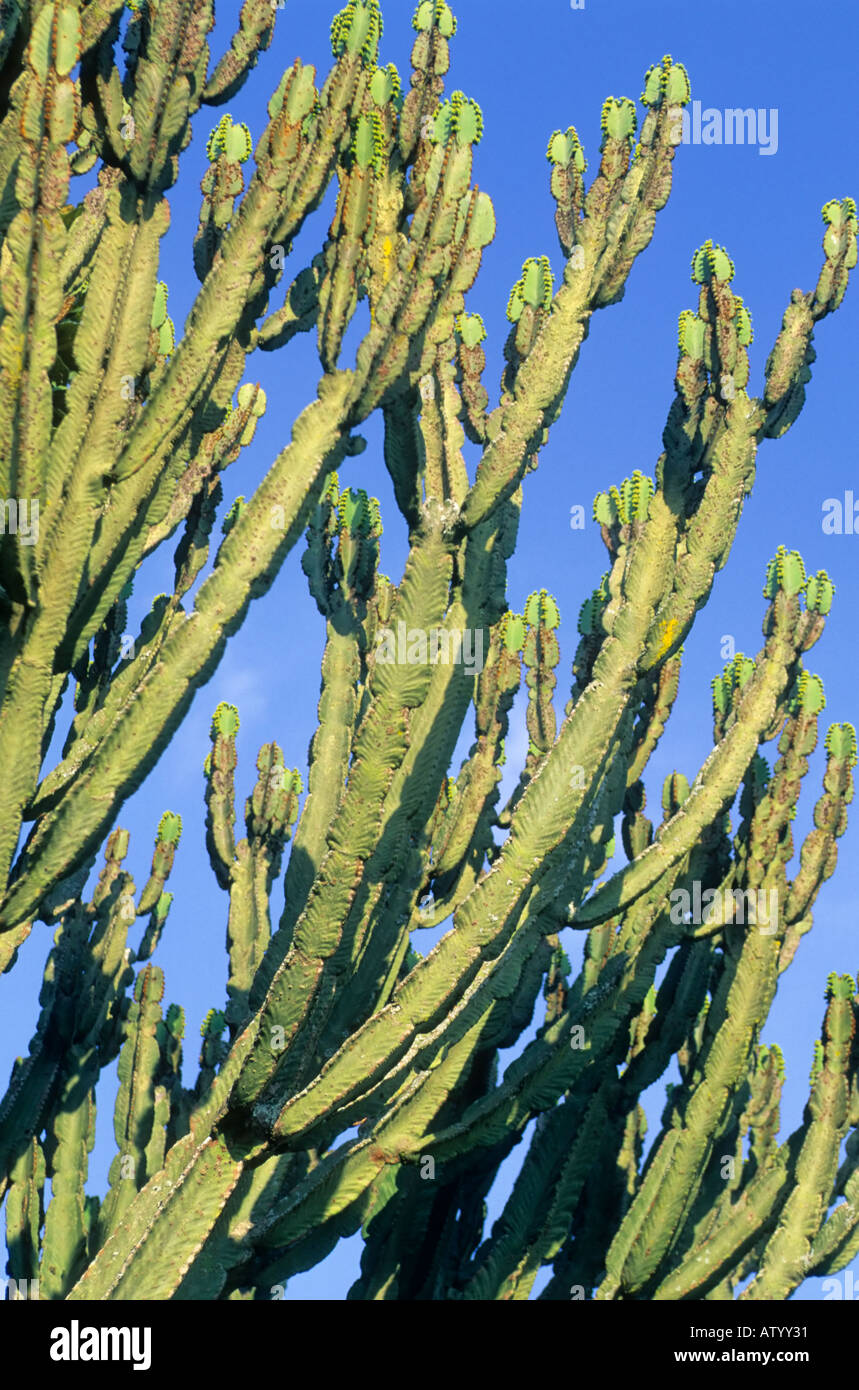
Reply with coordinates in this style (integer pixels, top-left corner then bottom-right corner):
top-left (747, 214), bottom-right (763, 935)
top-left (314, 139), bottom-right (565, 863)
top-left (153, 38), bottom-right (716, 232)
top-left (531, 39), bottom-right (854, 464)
top-left (2, 0), bottom-right (858, 1300)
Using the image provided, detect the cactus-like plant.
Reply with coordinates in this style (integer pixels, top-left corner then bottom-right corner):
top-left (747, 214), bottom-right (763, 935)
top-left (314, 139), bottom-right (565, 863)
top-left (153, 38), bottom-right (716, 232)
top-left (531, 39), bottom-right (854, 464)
top-left (0, 0), bottom-right (856, 1306)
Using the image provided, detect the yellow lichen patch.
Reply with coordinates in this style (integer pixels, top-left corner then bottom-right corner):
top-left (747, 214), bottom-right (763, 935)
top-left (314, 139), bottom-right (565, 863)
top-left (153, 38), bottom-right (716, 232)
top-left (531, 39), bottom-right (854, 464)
top-left (368, 226), bottom-right (399, 324)
top-left (380, 234), bottom-right (395, 285)
top-left (654, 615), bottom-right (681, 660)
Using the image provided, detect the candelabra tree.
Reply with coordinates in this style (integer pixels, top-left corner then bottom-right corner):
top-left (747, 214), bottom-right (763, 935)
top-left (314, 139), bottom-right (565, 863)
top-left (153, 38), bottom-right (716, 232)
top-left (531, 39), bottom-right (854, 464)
top-left (0, 0), bottom-right (857, 1300)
